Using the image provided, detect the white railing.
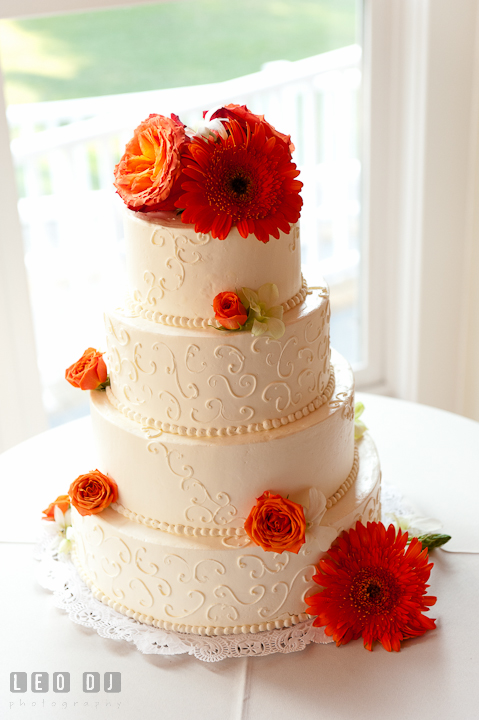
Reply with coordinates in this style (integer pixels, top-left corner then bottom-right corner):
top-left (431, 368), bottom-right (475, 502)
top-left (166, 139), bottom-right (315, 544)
top-left (7, 45), bottom-right (361, 424)
top-left (8, 45), bottom-right (361, 272)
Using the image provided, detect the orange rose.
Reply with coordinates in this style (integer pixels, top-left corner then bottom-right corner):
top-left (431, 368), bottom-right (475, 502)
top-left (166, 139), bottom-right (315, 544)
top-left (42, 494), bottom-right (70, 521)
top-left (114, 113), bottom-right (187, 212)
top-left (69, 470), bottom-right (118, 516)
top-left (65, 348), bottom-right (108, 391)
top-left (213, 291), bottom-right (248, 330)
top-left (244, 491), bottom-right (306, 554)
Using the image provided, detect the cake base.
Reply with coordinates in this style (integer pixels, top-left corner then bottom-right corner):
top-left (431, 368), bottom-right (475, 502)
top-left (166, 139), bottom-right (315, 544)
top-left (71, 433), bottom-right (381, 636)
top-left (36, 485), bottom-right (418, 662)
top-left (36, 532), bottom-right (332, 660)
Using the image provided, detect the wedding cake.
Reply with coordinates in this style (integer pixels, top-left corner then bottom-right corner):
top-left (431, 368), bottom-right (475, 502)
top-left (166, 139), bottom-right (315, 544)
top-left (67, 106), bottom-right (381, 636)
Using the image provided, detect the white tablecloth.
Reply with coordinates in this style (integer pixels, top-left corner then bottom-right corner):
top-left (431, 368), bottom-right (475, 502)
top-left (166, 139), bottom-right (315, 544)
top-left (1, 393), bottom-right (478, 719)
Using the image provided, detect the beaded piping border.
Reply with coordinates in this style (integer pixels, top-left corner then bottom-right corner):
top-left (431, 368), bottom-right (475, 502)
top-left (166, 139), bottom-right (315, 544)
top-left (125, 277), bottom-right (311, 329)
top-left (106, 366), bottom-right (335, 439)
top-left (70, 544), bottom-right (311, 637)
top-left (110, 445), bottom-right (360, 538)
top-left (326, 444), bottom-right (359, 509)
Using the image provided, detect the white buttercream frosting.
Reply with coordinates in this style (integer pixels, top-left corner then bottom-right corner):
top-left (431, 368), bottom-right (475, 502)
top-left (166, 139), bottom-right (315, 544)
top-left (125, 277), bottom-right (309, 329)
top-left (71, 209), bottom-right (382, 637)
top-left (123, 210), bottom-right (302, 320)
top-left (90, 350), bottom-right (353, 532)
top-left (105, 291), bottom-right (331, 433)
top-left (108, 447), bottom-right (359, 538)
top-left (72, 434), bottom-right (381, 634)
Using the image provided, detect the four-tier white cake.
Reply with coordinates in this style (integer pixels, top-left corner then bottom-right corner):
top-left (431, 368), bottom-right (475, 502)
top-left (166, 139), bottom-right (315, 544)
top-left (71, 208), bottom-right (381, 636)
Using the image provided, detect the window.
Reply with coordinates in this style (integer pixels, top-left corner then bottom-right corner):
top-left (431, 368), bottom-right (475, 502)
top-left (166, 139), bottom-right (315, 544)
top-left (1, 0), bottom-right (367, 448)
top-left (3, 0), bottom-right (476, 451)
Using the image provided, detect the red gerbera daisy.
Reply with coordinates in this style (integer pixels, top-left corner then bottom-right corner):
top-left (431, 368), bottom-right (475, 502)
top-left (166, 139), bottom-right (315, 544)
top-left (208, 104), bottom-right (295, 153)
top-left (175, 119), bottom-right (303, 243)
top-left (305, 521), bottom-right (437, 652)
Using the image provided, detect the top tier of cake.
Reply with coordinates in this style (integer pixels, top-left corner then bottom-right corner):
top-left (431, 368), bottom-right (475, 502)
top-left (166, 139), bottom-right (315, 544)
top-left (124, 210), bottom-right (303, 325)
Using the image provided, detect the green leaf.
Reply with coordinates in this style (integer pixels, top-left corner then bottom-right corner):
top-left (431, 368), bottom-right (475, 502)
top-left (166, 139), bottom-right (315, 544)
top-left (96, 377), bottom-right (111, 391)
top-left (242, 313), bottom-right (255, 332)
top-left (210, 323), bottom-right (242, 332)
top-left (416, 533), bottom-right (452, 551)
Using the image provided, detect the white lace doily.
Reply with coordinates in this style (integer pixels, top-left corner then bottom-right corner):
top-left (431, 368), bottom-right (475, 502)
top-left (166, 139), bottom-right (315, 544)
top-left (35, 485), bottom-right (406, 662)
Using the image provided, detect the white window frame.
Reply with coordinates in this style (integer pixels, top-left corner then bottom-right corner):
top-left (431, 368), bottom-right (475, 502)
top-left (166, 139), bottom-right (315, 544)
top-left (362, 0), bottom-right (479, 417)
top-left (1, 0), bottom-right (479, 451)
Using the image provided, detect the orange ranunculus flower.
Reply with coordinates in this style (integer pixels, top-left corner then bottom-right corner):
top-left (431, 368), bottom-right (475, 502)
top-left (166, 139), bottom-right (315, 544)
top-left (213, 291), bottom-right (248, 330)
top-left (65, 348), bottom-right (108, 391)
top-left (244, 491), bottom-right (306, 554)
top-left (42, 494), bottom-right (70, 521)
top-left (114, 113), bottom-right (187, 212)
top-left (208, 104), bottom-right (295, 153)
top-left (69, 470), bottom-right (118, 517)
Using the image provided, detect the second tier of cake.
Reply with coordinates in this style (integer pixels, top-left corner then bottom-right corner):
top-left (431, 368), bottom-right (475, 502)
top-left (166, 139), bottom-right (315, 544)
top-left (91, 349), bottom-right (354, 536)
top-left (105, 290), bottom-right (331, 435)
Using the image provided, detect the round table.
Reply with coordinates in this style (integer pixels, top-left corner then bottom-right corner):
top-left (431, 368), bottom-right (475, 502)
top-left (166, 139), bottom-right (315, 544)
top-left (1, 393), bottom-right (478, 720)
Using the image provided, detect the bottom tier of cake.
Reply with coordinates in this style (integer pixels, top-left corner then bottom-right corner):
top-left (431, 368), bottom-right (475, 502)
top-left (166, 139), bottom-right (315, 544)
top-left (71, 433), bottom-right (381, 636)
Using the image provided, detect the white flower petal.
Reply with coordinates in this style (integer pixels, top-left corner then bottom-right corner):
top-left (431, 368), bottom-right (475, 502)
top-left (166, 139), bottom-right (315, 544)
top-left (354, 419), bottom-right (367, 440)
top-left (305, 488), bottom-right (327, 525)
top-left (264, 317), bottom-right (285, 339)
top-left (307, 525), bottom-right (338, 552)
top-left (203, 105), bottom-right (224, 122)
top-left (266, 305), bottom-right (284, 321)
top-left (207, 118), bottom-right (229, 139)
top-left (258, 283), bottom-right (279, 307)
top-left (354, 401), bottom-right (365, 420)
top-left (184, 125), bottom-right (197, 140)
top-left (241, 287), bottom-right (260, 309)
top-left (53, 505), bottom-right (65, 526)
top-left (44, 523), bottom-right (58, 537)
top-left (237, 288), bottom-right (250, 309)
top-left (185, 115), bottom-right (229, 142)
top-left (410, 515), bottom-right (442, 531)
top-left (385, 513), bottom-right (410, 531)
top-left (385, 512), bottom-right (442, 536)
top-left (50, 534), bottom-right (61, 550)
top-left (58, 538), bottom-right (72, 555)
top-left (251, 318), bottom-right (268, 337)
